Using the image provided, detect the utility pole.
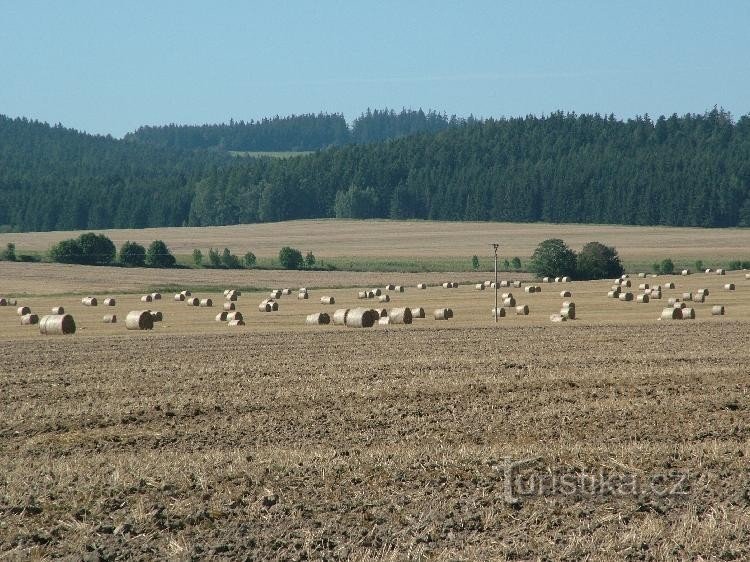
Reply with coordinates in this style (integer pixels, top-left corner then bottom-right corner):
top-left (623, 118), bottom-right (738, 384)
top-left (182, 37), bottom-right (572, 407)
top-left (491, 243), bottom-right (499, 322)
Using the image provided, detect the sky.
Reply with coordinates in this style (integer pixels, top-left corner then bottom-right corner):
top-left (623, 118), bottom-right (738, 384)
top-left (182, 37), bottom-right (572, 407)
top-left (1, 1), bottom-right (749, 138)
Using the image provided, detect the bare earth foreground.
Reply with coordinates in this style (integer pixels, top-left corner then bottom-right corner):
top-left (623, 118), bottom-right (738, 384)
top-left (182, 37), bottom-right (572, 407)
top-left (1, 266), bottom-right (749, 559)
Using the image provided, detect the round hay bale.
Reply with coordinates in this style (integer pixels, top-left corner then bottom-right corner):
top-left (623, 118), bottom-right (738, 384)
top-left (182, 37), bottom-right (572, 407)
top-left (490, 282), bottom-right (497, 288)
top-left (366, 290), bottom-right (375, 298)
top-left (560, 306), bottom-right (575, 320)
top-left (560, 290), bottom-right (572, 298)
top-left (378, 316), bottom-right (391, 326)
top-left (434, 308), bottom-right (450, 320)
top-left (103, 297), bottom-right (116, 306)
top-left (638, 283), bottom-right (649, 290)
top-left (371, 288), bottom-right (382, 297)
top-left (223, 302), bottom-right (236, 311)
top-left (394, 285), bottom-right (404, 292)
top-left (724, 283), bottom-right (736, 291)
top-left (174, 293), bottom-right (185, 302)
top-left (534, 286), bottom-right (542, 292)
top-left (151, 293), bottom-right (162, 300)
top-left (306, 312), bottom-right (331, 325)
top-left (358, 291), bottom-right (367, 299)
top-left (673, 302), bottom-right (686, 309)
top-left (20, 314), bottom-right (39, 325)
top-left (442, 282), bottom-right (451, 289)
top-left (282, 288), bottom-right (292, 295)
top-left (717, 269), bottom-right (725, 275)
top-left (389, 307), bottom-right (413, 325)
top-left (681, 307), bottom-right (696, 319)
top-left (417, 283), bottom-right (427, 289)
top-left (17, 306), bottom-right (31, 316)
top-left (650, 291), bottom-right (662, 299)
top-left (500, 280), bottom-right (510, 287)
top-left (228, 319), bottom-right (245, 326)
top-left (667, 297), bottom-right (678, 305)
top-left (491, 307), bottom-right (506, 318)
top-left (692, 293), bottom-right (705, 303)
top-left (385, 284), bottom-right (396, 291)
top-left (513, 281), bottom-right (522, 288)
top-left (223, 289), bottom-right (230, 296)
top-left (226, 293), bottom-right (238, 302)
top-left (682, 292), bottom-right (693, 301)
top-left (501, 292), bottom-right (513, 299)
top-left (410, 307), bottom-right (425, 319)
top-left (515, 305), bottom-right (529, 315)
top-left (681, 269), bottom-right (690, 276)
top-left (227, 311), bottom-right (243, 322)
top-left (180, 290), bottom-right (192, 297)
top-left (696, 288), bottom-right (709, 297)
top-left (345, 308), bottom-right (375, 328)
top-left (607, 290), bottom-right (618, 298)
top-left (450, 283), bottom-right (459, 289)
top-left (378, 294), bottom-right (390, 303)
top-left (475, 283), bottom-right (485, 290)
top-left (39, 314), bottom-right (76, 335)
top-left (270, 290), bottom-right (282, 299)
top-left (554, 277), bottom-right (561, 283)
top-left (297, 292), bottom-right (309, 300)
top-left (446, 308), bottom-right (454, 319)
top-left (636, 294), bottom-right (650, 303)
top-left (660, 307), bottom-right (681, 320)
top-left (0, 298), bottom-right (6, 306)
top-left (502, 296), bottom-right (516, 307)
top-left (102, 314), bottom-right (117, 323)
top-left (644, 288), bottom-right (652, 295)
top-left (620, 279), bottom-right (632, 288)
top-left (125, 310), bottom-right (153, 330)
top-left (199, 298), bottom-right (212, 307)
top-left (561, 276), bottom-right (571, 283)
top-left (258, 303), bottom-right (272, 312)
top-left (377, 308), bottom-right (388, 318)
top-left (619, 292), bottom-right (633, 302)
top-left (140, 295), bottom-right (152, 303)
top-left (638, 272), bottom-right (646, 278)
top-left (51, 306), bottom-right (65, 314)
top-left (150, 311), bottom-right (163, 322)
top-left (550, 314), bottom-right (566, 322)
top-left (664, 282), bottom-right (675, 289)
top-left (299, 288), bottom-right (308, 294)
top-left (186, 297), bottom-right (199, 306)
top-left (524, 286), bottom-right (535, 294)
top-left (215, 311), bottom-right (228, 322)
top-left (483, 280), bottom-right (492, 287)
top-left (332, 309), bottom-right (349, 325)
top-left (81, 297), bottom-right (98, 306)
top-left (711, 305), bottom-right (725, 316)
top-left (542, 277), bottom-right (551, 283)
top-left (705, 268), bottom-right (713, 274)
top-left (746, 273), bottom-right (750, 280)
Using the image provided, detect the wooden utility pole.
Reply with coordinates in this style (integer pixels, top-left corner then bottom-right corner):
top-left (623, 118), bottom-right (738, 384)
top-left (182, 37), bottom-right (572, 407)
top-left (491, 243), bottom-right (499, 322)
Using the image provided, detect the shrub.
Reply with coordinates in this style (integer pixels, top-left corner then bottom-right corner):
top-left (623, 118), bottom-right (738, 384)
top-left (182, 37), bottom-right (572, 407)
top-left (1, 243), bottom-right (16, 261)
top-left (145, 240), bottom-right (176, 268)
top-left (471, 255), bottom-right (479, 270)
top-left (305, 251), bottom-right (316, 269)
top-left (529, 239), bottom-right (577, 278)
top-left (652, 262), bottom-right (662, 274)
top-left (49, 239), bottom-right (83, 264)
top-left (576, 242), bottom-right (624, 280)
top-left (503, 259), bottom-right (510, 270)
top-left (192, 249), bottom-right (203, 266)
top-left (511, 256), bottom-right (522, 270)
top-left (119, 241), bottom-right (146, 267)
top-left (77, 233), bottom-right (116, 265)
top-left (660, 258), bottom-right (675, 275)
top-left (695, 260), bottom-right (704, 272)
top-left (208, 248), bottom-right (221, 267)
top-left (243, 251), bottom-right (257, 268)
top-left (221, 248), bottom-right (242, 269)
top-left (279, 246), bottom-right (303, 270)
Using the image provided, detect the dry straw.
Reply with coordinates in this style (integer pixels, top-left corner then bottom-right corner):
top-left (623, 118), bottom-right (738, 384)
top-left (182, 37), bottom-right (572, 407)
top-left (140, 295), bottom-right (152, 303)
top-left (388, 307), bottom-right (413, 324)
top-left (51, 306), bottom-right (65, 314)
top-left (345, 308), bottom-right (376, 328)
top-left (378, 316), bottom-right (391, 326)
top-left (475, 283), bottom-right (485, 290)
top-left (39, 314), bottom-right (76, 335)
top-left (664, 282), bottom-right (675, 289)
top-left (550, 314), bottom-right (566, 322)
top-left (619, 292), bottom-right (633, 302)
top-left (199, 298), bottom-right (213, 307)
top-left (174, 293), bottom-right (185, 302)
top-left (378, 294), bottom-right (390, 303)
top-left (81, 297), bottom-right (98, 306)
top-left (0, 298), bottom-right (7, 306)
top-left (306, 312), bottom-right (331, 325)
top-left (125, 310), bottom-right (154, 330)
top-left (215, 311), bottom-right (228, 322)
top-left (103, 297), bottom-right (116, 306)
top-left (491, 307), bottom-right (506, 318)
top-left (21, 314), bottom-right (39, 325)
top-left (297, 292), bottom-right (309, 300)
top-left (228, 319), bottom-right (245, 326)
top-left (681, 307), bottom-right (696, 319)
top-left (724, 283), bottom-right (736, 290)
top-left (636, 294), bottom-right (650, 303)
top-left (385, 284), bottom-right (396, 291)
top-left (410, 307), bottom-right (425, 319)
top-left (711, 305), bottom-right (725, 316)
top-left (17, 306), bottom-right (31, 316)
top-left (417, 283), bottom-right (427, 289)
top-left (102, 314), bottom-right (117, 323)
top-left (227, 311), bottom-right (244, 322)
top-left (560, 290), bottom-right (572, 298)
top-left (270, 290), bottom-right (282, 299)
top-left (180, 290), bottom-right (192, 297)
top-left (186, 297), bottom-right (200, 306)
top-left (151, 293), bottom-right (162, 300)
top-left (661, 307), bottom-right (681, 320)
top-left (515, 304), bottom-right (529, 315)
top-left (282, 288), bottom-right (292, 295)
top-left (332, 309), bottom-right (349, 325)
top-left (150, 311), bottom-right (163, 322)
top-left (681, 269), bottom-right (690, 276)
top-left (434, 308), bottom-right (451, 320)
top-left (502, 296), bottom-right (516, 307)
top-left (223, 302), bottom-right (236, 311)
top-left (525, 286), bottom-right (536, 294)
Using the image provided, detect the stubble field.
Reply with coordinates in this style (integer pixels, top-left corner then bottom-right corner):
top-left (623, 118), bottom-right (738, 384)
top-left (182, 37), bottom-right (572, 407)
top-left (1, 259), bottom-right (750, 559)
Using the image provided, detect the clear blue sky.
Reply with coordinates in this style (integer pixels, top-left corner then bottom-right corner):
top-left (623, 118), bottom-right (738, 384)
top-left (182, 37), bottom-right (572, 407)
top-left (2, 1), bottom-right (748, 137)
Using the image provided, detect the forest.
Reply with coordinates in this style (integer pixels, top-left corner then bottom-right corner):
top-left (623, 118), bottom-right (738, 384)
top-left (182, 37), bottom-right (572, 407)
top-left (1, 108), bottom-right (749, 232)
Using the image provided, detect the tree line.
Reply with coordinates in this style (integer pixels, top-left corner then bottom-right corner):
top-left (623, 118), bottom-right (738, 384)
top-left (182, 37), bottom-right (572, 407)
top-left (2, 108), bottom-right (750, 233)
top-left (124, 109), bottom-right (460, 151)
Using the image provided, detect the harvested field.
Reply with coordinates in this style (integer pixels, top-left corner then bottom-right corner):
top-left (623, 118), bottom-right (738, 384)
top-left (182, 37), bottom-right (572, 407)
top-left (1, 324), bottom-right (749, 560)
top-left (1, 264), bottom-right (750, 559)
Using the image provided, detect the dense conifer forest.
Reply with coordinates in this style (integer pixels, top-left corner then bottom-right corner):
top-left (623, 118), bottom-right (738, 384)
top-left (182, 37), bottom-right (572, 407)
top-left (1, 108), bottom-right (749, 232)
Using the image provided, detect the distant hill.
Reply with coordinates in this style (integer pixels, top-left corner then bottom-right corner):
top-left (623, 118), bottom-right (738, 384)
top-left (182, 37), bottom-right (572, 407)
top-left (1, 108), bottom-right (750, 232)
top-left (124, 109), bottom-right (462, 151)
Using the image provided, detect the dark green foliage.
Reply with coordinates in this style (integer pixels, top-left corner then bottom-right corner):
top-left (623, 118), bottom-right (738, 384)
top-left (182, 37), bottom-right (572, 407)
top-left (576, 242), bottom-right (624, 280)
top-left (279, 246), bottom-right (303, 270)
top-left (208, 248), bottom-right (221, 267)
top-left (502, 259), bottom-right (510, 270)
top-left (3, 109), bottom-right (750, 232)
top-left (529, 239), bottom-right (578, 278)
top-left (471, 255), bottom-right (479, 270)
top-left (49, 239), bottom-right (83, 263)
top-left (1, 242), bottom-right (15, 261)
top-left (728, 260), bottom-right (750, 270)
top-left (16, 254), bottom-right (40, 262)
top-left (221, 248), bottom-right (242, 269)
top-left (652, 262), bottom-right (662, 274)
top-left (243, 251), bottom-right (256, 268)
top-left (119, 241), bottom-right (146, 267)
top-left (695, 260), bottom-right (704, 272)
top-left (145, 240), bottom-right (176, 268)
top-left (305, 251), bottom-right (316, 269)
top-left (77, 233), bottom-right (116, 265)
top-left (192, 248), bottom-right (203, 266)
top-left (660, 258), bottom-right (675, 275)
top-left (511, 257), bottom-right (522, 270)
